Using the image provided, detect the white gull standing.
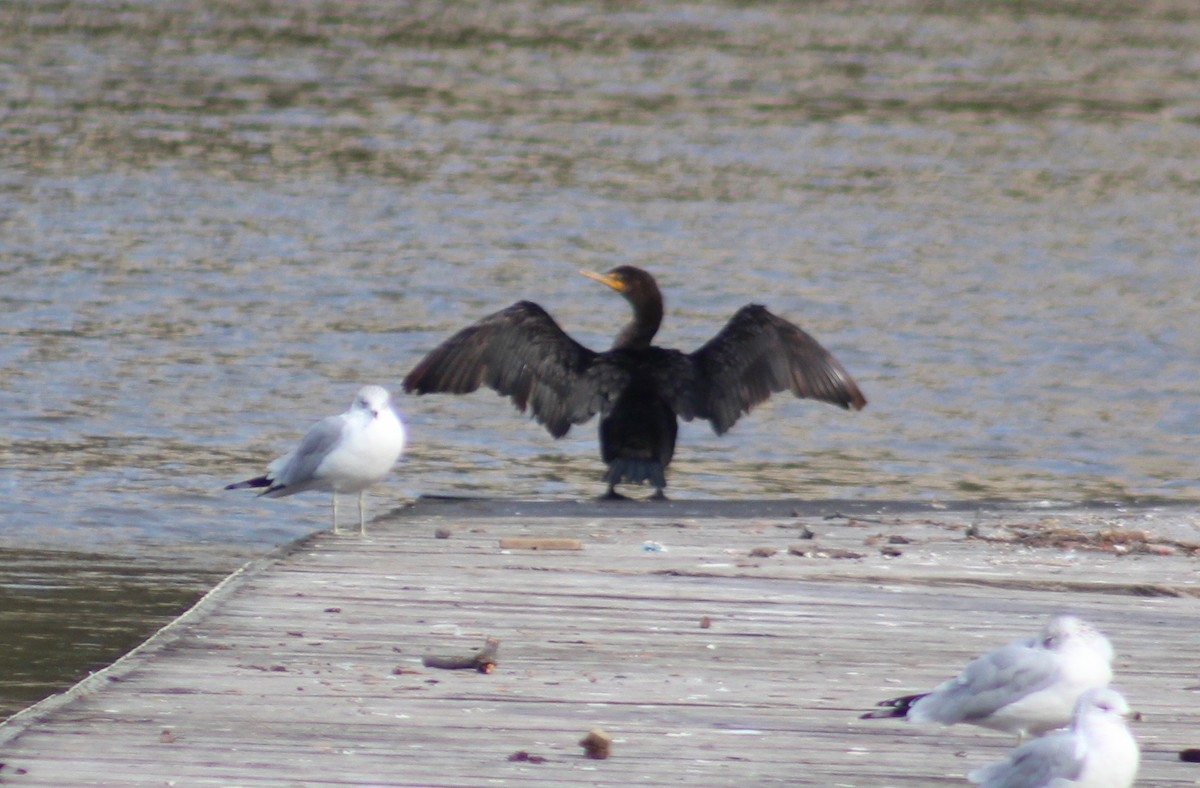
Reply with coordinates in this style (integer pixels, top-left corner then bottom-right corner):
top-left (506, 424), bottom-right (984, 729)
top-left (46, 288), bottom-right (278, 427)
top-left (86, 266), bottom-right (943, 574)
top-left (226, 385), bottom-right (407, 535)
top-left (861, 614), bottom-right (1114, 739)
top-left (968, 687), bottom-right (1139, 788)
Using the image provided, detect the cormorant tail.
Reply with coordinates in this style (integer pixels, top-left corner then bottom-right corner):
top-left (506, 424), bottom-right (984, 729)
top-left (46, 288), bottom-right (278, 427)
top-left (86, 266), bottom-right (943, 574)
top-left (603, 458), bottom-right (667, 491)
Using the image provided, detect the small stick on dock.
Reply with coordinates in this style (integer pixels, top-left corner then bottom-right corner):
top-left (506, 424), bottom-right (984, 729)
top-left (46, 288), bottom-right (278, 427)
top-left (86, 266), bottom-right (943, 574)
top-left (422, 637), bottom-right (500, 673)
top-left (498, 537), bottom-right (583, 551)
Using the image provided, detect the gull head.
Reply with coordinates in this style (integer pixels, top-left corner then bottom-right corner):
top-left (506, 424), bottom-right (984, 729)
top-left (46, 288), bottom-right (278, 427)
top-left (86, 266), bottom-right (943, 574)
top-left (353, 385), bottom-right (393, 419)
top-left (1075, 686), bottom-right (1136, 726)
top-left (1040, 614), bottom-right (1114, 662)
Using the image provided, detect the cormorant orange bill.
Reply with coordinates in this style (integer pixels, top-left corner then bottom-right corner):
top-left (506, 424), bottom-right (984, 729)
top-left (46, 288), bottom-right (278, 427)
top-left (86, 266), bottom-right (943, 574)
top-left (580, 269), bottom-right (628, 292)
top-left (403, 266), bottom-right (866, 500)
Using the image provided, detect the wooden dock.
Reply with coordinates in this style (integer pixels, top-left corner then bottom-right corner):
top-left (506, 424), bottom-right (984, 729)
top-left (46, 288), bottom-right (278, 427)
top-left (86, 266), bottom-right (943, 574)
top-left (1, 498), bottom-right (1199, 786)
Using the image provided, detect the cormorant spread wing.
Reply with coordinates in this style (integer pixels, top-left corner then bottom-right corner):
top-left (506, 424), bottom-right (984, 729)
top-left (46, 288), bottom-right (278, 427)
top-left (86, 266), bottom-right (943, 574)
top-left (403, 301), bottom-right (620, 438)
top-left (689, 304), bottom-right (867, 435)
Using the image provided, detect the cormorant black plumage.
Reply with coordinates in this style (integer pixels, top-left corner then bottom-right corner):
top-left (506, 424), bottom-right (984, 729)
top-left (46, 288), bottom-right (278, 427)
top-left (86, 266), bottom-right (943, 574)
top-left (402, 266), bottom-right (866, 499)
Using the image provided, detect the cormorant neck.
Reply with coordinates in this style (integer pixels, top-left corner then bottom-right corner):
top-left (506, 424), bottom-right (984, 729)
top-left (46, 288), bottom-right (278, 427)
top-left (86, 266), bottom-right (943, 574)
top-left (613, 292), bottom-right (663, 350)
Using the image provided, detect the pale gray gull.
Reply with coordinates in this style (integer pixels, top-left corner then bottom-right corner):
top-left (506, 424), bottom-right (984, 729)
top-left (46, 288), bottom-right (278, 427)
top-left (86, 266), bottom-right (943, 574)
top-left (861, 614), bottom-right (1113, 739)
top-left (968, 687), bottom-right (1138, 788)
top-left (226, 385), bottom-right (407, 534)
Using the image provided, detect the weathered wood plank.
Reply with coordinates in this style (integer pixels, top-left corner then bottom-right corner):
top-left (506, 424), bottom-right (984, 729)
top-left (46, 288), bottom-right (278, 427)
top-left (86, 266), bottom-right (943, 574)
top-left (1, 501), bottom-right (1199, 786)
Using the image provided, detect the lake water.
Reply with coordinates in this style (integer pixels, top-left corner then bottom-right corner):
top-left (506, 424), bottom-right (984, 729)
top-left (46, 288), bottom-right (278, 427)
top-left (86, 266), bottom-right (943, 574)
top-left (2, 0), bottom-right (1199, 719)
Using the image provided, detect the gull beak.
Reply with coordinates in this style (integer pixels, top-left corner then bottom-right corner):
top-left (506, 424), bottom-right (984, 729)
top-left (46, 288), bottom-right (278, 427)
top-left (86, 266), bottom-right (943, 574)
top-left (580, 269), bottom-right (626, 293)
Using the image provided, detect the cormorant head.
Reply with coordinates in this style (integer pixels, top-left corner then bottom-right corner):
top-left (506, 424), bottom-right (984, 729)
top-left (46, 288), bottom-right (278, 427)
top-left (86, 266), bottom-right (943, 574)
top-left (580, 266), bottom-right (664, 349)
top-left (581, 266), bottom-right (662, 307)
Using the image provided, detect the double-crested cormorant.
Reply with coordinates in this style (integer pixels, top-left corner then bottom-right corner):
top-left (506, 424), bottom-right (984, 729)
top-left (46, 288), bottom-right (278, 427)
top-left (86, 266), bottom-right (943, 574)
top-left (402, 266), bottom-right (866, 499)
top-left (226, 385), bottom-right (407, 534)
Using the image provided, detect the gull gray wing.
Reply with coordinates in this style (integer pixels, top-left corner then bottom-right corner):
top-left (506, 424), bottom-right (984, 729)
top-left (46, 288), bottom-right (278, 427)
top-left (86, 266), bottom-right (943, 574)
top-left (264, 414), bottom-right (347, 494)
top-left (969, 732), bottom-right (1084, 787)
top-left (911, 643), bottom-right (1060, 724)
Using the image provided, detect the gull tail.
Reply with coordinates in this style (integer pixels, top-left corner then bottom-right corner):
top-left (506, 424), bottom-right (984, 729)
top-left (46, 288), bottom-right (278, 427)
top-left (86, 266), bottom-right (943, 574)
top-left (859, 693), bottom-right (928, 720)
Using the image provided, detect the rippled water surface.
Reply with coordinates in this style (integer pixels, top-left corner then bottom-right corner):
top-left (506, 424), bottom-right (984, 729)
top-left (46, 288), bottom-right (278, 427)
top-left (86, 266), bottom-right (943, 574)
top-left (2, 0), bottom-right (1199, 718)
